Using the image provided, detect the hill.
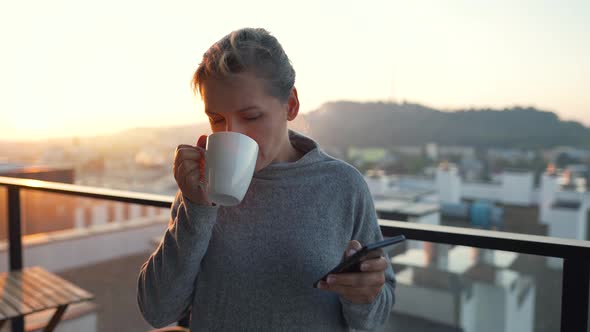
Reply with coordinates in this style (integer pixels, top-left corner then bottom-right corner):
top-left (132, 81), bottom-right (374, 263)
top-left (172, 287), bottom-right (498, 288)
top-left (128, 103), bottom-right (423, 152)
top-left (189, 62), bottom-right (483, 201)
top-left (303, 101), bottom-right (590, 149)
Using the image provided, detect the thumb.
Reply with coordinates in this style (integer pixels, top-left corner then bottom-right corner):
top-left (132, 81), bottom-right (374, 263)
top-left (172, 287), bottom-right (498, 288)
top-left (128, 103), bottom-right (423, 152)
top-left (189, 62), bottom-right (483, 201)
top-left (196, 135), bottom-right (208, 149)
top-left (345, 240), bottom-right (363, 258)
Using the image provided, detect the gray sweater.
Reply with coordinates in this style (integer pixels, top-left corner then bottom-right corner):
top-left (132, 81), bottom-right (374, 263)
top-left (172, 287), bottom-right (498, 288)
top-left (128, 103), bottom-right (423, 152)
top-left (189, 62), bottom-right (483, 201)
top-left (137, 131), bottom-right (396, 331)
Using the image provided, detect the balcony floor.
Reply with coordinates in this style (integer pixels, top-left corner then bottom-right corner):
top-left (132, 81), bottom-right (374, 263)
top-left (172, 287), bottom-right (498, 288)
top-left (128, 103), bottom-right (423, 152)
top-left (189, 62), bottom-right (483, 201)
top-left (58, 252), bottom-right (154, 332)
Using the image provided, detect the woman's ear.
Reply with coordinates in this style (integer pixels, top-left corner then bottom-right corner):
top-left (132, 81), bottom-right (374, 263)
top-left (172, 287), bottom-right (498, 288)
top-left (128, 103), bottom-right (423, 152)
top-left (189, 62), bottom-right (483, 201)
top-left (286, 87), bottom-right (300, 121)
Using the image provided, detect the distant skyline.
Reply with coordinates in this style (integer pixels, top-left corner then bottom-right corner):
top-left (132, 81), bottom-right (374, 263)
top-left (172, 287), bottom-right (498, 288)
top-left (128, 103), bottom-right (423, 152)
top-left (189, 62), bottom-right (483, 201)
top-left (1, 0), bottom-right (589, 141)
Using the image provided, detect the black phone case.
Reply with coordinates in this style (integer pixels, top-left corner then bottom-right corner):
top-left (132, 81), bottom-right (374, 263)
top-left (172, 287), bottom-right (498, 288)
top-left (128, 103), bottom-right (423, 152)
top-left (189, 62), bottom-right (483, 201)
top-left (313, 235), bottom-right (405, 288)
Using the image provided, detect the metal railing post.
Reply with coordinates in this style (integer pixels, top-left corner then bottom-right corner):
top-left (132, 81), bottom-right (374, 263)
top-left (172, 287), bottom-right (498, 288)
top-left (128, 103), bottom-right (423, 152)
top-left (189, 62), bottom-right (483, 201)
top-left (7, 186), bottom-right (24, 332)
top-left (560, 257), bottom-right (590, 331)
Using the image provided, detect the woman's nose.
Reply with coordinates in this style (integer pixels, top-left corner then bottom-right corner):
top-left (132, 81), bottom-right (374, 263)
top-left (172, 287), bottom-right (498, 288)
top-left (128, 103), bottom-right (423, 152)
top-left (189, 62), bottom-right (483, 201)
top-left (224, 121), bottom-right (233, 132)
top-left (224, 120), bottom-right (244, 134)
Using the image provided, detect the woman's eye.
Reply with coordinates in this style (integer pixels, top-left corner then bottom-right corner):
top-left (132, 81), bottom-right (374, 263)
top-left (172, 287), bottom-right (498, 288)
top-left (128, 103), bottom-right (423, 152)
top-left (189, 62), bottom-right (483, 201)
top-left (209, 115), bottom-right (260, 124)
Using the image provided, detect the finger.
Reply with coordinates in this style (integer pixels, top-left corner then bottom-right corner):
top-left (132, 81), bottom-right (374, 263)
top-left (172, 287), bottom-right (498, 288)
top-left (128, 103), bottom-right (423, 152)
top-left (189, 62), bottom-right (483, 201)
top-left (319, 282), bottom-right (359, 296)
top-left (175, 146), bottom-right (203, 162)
top-left (319, 282), bottom-right (381, 304)
top-left (343, 240), bottom-right (363, 259)
top-left (364, 248), bottom-right (384, 260)
top-left (175, 160), bottom-right (199, 184)
top-left (347, 240), bottom-right (363, 253)
top-left (327, 272), bottom-right (385, 288)
top-left (173, 144), bottom-right (206, 188)
top-left (175, 144), bottom-right (200, 162)
top-left (359, 257), bottom-right (388, 272)
top-left (174, 149), bottom-right (204, 174)
top-left (179, 169), bottom-right (200, 188)
top-left (197, 135), bottom-right (208, 149)
top-left (177, 159), bottom-right (200, 179)
top-left (198, 149), bottom-right (205, 183)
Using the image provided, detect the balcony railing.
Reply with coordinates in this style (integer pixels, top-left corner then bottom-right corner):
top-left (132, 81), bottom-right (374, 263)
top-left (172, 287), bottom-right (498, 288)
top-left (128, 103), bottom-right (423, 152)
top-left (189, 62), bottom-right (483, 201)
top-left (1, 176), bottom-right (589, 332)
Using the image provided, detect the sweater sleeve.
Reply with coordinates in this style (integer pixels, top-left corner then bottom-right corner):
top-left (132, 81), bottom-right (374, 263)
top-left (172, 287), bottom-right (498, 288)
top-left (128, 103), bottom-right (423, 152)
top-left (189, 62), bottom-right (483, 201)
top-left (137, 191), bottom-right (219, 328)
top-left (340, 177), bottom-right (396, 331)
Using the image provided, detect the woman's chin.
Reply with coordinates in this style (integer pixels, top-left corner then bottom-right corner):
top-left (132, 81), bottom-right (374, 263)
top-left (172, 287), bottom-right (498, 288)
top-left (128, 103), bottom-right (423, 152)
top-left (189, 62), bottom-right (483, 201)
top-left (254, 160), bottom-right (266, 173)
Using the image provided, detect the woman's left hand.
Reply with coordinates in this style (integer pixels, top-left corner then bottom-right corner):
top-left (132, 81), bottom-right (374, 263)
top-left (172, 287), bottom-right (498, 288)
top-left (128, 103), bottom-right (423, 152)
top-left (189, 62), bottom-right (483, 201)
top-left (317, 240), bottom-right (388, 304)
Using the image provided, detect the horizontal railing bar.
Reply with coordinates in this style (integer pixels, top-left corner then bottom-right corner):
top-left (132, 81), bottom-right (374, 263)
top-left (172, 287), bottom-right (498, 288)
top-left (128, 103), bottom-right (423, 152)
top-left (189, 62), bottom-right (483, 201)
top-left (379, 219), bottom-right (590, 259)
top-left (0, 176), bottom-right (172, 208)
top-left (3, 176), bottom-right (590, 259)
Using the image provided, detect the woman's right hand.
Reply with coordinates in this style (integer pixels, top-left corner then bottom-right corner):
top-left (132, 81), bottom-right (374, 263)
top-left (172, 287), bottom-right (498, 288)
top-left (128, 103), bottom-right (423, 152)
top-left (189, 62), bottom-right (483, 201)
top-left (173, 135), bottom-right (212, 206)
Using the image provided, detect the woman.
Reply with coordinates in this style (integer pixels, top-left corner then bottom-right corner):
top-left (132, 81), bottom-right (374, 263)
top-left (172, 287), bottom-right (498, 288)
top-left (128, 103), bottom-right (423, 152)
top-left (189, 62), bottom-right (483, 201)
top-left (137, 28), bottom-right (396, 331)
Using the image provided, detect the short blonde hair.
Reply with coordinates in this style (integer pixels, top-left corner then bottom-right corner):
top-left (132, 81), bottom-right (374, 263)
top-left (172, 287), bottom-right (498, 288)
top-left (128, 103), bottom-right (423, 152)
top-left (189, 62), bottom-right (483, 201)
top-left (192, 28), bottom-right (296, 102)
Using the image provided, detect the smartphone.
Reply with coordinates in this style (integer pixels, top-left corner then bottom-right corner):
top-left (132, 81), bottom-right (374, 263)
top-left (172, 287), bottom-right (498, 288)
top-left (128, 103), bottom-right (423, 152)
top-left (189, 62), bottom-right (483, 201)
top-left (313, 235), bottom-right (406, 288)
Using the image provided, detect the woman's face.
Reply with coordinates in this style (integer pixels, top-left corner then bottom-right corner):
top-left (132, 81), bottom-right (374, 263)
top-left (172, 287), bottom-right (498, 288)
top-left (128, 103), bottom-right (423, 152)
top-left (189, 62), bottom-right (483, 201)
top-left (200, 72), bottom-right (298, 172)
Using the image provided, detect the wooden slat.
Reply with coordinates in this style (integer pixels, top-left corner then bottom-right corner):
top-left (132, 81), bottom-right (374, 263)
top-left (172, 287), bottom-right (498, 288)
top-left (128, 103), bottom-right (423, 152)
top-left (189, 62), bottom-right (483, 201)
top-left (0, 285), bottom-right (33, 316)
top-left (19, 271), bottom-right (61, 306)
top-left (0, 267), bottom-right (94, 322)
top-left (25, 268), bottom-right (83, 303)
top-left (0, 275), bottom-right (34, 315)
top-left (31, 267), bottom-right (93, 300)
top-left (5, 272), bottom-right (50, 310)
top-left (2, 284), bottom-right (43, 312)
top-left (2, 270), bottom-right (51, 310)
top-left (0, 302), bottom-right (8, 318)
top-left (0, 276), bottom-right (22, 319)
top-left (21, 272), bottom-right (71, 306)
top-left (0, 296), bottom-right (19, 319)
top-left (35, 267), bottom-right (94, 299)
top-left (20, 271), bottom-right (62, 308)
top-left (29, 270), bottom-right (82, 303)
top-left (24, 270), bottom-right (80, 307)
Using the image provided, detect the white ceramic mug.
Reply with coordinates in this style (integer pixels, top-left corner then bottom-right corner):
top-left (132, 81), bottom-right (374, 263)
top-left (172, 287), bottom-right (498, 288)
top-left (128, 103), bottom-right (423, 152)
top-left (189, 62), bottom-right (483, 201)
top-left (202, 132), bottom-right (259, 206)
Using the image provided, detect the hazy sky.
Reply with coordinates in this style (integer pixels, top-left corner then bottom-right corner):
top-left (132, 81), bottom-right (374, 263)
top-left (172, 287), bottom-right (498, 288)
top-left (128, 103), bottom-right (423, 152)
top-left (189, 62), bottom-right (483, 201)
top-left (1, 0), bottom-right (588, 141)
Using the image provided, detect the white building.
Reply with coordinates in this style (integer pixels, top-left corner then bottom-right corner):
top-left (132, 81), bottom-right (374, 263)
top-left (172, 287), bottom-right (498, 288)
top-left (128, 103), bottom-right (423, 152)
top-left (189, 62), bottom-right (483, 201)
top-left (392, 246), bottom-right (535, 332)
top-left (500, 170), bottom-right (535, 206)
top-left (400, 164), bottom-right (536, 207)
top-left (373, 198), bottom-right (439, 225)
top-left (545, 200), bottom-right (589, 269)
top-left (365, 170), bottom-right (391, 197)
top-left (435, 163), bottom-right (461, 204)
top-left (539, 172), bottom-right (560, 224)
top-left (537, 168), bottom-right (590, 268)
top-left (425, 143), bottom-right (438, 160)
top-left (373, 197), bottom-right (439, 251)
top-left (365, 164), bottom-right (590, 249)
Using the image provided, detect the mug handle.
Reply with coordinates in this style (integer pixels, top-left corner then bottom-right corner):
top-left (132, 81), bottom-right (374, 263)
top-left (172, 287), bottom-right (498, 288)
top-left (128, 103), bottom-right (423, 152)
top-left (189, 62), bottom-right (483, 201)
top-left (196, 149), bottom-right (209, 192)
top-left (196, 135), bottom-right (208, 191)
top-left (197, 148), bottom-right (215, 206)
